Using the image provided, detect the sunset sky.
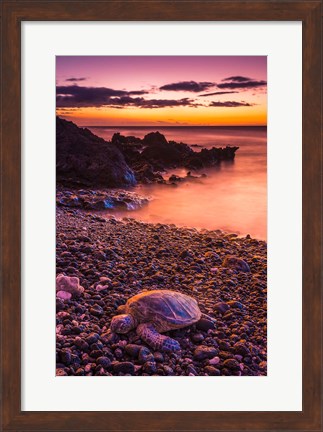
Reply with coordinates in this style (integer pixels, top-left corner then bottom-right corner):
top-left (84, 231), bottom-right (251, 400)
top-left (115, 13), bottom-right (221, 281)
top-left (56, 56), bottom-right (267, 126)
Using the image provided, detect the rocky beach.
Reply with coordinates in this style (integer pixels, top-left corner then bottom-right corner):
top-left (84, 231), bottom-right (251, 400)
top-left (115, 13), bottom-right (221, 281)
top-left (56, 208), bottom-right (267, 376)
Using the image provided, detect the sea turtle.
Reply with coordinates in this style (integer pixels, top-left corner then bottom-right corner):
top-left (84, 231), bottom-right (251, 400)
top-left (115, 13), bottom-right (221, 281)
top-left (110, 290), bottom-right (211, 352)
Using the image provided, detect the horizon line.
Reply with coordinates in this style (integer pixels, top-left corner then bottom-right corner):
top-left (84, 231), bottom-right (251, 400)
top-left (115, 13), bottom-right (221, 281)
top-left (84, 124), bottom-right (267, 128)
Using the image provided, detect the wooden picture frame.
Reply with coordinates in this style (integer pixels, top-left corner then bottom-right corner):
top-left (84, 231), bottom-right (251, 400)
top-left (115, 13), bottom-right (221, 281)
top-left (1, 1), bottom-right (322, 431)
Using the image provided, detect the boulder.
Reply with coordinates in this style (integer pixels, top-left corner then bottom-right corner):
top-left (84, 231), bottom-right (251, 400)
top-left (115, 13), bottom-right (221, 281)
top-left (56, 274), bottom-right (84, 297)
top-left (56, 117), bottom-right (136, 187)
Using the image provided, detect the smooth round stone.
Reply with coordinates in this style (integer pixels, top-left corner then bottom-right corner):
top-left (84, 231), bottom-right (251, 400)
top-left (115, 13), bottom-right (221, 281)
top-left (209, 356), bottom-right (220, 365)
top-left (223, 358), bottom-right (240, 370)
top-left (196, 318), bottom-right (215, 332)
top-left (233, 342), bottom-right (251, 356)
top-left (204, 366), bottom-right (221, 376)
top-left (214, 302), bottom-right (230, 314)
top-left (74, 337), bottom-right (89, 351)
top-left (153, 352), bottom-right (164, 363)
top-left (113, 362), bottom-right (135, 375)
top-left (191, 332), bottom-right (204, 343)
top-left (222, 256), bottom-right (250, 273)
top-left (138, 347), bottom-right (154, 364)
top-left (125, 344), bottom-right (141, 358)
top-left (227, 300), bottom-right (244, 309)
top-left (90, 305), bottom-right (104, 317)
top-left (163, 365), bottom-right (174, 375)
top-left (85, 333), bottom-right (100, 344)
top-left (60, 349), bottom-right (72, 365)
top-left (96, 356), bottom-right (111, 368)
top-left (194, 345), bottom-right (218, 361)
top-left (142, 361), bottom-right (157, 374)
top-left (187, 365), bottom-right (198, 375)
top-left (57, 290), bottom-right (72, 300)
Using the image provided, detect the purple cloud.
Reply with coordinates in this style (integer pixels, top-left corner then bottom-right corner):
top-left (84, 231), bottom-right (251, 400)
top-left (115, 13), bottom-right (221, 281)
top-left (209, 101), bottom-right (253, 107)
top-left (160, 81), bottom-right (215, 92)
top-left (65, 77), bottom-right (87, 82)
top-left (199, 91), bottom-right (238, 97)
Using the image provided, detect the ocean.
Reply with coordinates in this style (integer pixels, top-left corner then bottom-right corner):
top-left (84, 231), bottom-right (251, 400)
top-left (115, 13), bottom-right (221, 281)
top-left (88, 126), bottom-right (267, 240)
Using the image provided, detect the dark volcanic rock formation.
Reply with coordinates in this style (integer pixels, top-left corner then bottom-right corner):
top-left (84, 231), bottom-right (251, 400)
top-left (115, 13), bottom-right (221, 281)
top-left (56, 117), bottom-right (136, 187)
top-left (111, 130), bottom-right (239, 179)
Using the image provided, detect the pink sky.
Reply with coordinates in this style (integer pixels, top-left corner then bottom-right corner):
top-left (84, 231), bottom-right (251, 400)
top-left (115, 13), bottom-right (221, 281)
top-left (56, 56), bottom-right (267, 126)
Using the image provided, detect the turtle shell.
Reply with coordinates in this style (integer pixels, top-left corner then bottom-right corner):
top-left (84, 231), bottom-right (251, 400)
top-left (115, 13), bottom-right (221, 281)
top-left (125, 290), bottom-right (201, 332)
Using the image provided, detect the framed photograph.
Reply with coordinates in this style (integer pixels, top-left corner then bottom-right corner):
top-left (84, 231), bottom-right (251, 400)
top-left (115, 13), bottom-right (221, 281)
top-left (1, 1), bottom-right (322, 431)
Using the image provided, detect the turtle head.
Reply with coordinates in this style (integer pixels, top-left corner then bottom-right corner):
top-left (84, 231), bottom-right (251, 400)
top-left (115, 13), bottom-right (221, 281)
top-left (110, 314), bottom-right (136, 334)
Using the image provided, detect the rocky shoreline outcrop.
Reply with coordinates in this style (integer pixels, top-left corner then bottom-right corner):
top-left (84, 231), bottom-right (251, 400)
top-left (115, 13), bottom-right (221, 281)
top-left (112, 130), bottom-right (239, 183)
top-left (56, 188), bottom-right (150, 211)
top-left (56, 117), bottom-right (136, 188)
top-left (56, 117), bottom-right (239, 187)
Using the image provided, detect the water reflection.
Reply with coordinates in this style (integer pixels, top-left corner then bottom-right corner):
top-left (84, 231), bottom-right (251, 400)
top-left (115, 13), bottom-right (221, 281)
top-left (89, 127), bottom-right (267, 240)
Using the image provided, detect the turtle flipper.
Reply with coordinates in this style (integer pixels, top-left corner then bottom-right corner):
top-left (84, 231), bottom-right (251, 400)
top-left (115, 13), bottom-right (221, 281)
top-left (137, 323), bottom-right (181, 352)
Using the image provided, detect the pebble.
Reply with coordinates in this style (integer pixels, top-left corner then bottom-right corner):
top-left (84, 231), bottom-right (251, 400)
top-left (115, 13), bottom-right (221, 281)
top-left (113, 362), bottom-right (135, 375)
top-left (191, 332), bottom-right (204, 343)
top-left (138, 347), bottom-right (154, 364)
top-left (204, 366), bottom-right (220, 376)
top-left (196, 318), bottom-right (215, 331)
top-left (142, 361), bottom-right (157, 374)
top-left (90, 305), bottom-right (104, 317)
top-left (96, 356), bottom-right (111, 368)
top-left (56, 290), bottom-right (72, 300)
top-left (214, 302), bottom-right (230, 314)
top-left (209, 356), bottom-right (220, 365)
top-left (85, 333), bottom-right (100, 344)
top-left (125, 344), bottom-right (141, 358)
top-left (223, 358), bottom-right (240, 370)
top-left (193, 346), bottom-right (218, 360)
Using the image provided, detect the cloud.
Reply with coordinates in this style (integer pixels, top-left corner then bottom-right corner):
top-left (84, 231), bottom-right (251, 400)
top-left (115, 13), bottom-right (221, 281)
top-left (65, 77), bottom-right (87, 82)
top-left (56, 85), bottom-right (149, 107)
top-left (107, 97), bottom-right (197, 109)
top-left (199, 91), bottom-right (238, 97)
top-left (209, 101), bottom-right (253, 107)
top-left (217, 78), bottom-right (267, 90)
top-left (160, 81), bottom-right (215, 92)
top-left (222, 76), bottom-right (252, 82)
top-left (56, 85), bottom-right (198, 109)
